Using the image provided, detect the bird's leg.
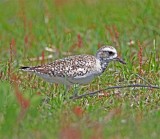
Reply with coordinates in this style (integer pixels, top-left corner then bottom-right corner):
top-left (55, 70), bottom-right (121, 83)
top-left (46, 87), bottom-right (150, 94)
top-left (73, 84), bottom-right (79, 97)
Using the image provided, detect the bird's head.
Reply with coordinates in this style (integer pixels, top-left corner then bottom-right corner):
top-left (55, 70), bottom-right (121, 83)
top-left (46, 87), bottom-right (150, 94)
top-left (96, 46), bottom-right (126, 64)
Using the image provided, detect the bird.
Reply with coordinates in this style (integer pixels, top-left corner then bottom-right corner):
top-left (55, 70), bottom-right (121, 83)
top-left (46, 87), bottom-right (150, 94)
top-left (20, 45), bottom-right (126, 96)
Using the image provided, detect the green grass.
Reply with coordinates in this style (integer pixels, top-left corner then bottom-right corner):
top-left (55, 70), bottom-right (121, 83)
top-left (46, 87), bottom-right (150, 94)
top-left (0, 0), bottom-right (160, 138)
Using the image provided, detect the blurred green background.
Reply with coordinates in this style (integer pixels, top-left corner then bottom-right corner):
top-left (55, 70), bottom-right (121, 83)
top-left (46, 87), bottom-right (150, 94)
top-left (0, 0), bottom-right (160, 138)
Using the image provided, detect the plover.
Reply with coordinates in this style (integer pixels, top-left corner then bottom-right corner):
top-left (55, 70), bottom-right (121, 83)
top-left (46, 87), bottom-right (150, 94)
top-left (20, 45), bottom-right (126, 95)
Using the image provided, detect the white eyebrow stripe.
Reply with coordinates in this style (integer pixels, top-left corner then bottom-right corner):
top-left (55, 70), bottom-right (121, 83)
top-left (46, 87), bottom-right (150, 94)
top-left (101, 48), bottom-right (117, 54)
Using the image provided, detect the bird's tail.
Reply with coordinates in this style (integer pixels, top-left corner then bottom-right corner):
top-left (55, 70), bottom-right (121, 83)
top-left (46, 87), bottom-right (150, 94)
top-left (19, 66), bottom-right (35, 72)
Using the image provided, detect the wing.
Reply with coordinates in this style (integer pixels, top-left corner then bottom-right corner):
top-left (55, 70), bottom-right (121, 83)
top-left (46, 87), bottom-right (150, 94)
top-left (47, 55), bottom-right (97, 78)
top-left (22, 55), bottom-right (97, 78)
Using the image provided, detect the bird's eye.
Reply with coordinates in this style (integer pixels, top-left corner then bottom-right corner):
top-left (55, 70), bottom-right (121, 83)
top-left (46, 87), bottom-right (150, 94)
top-left (108, 51), bottom-right (114, 55)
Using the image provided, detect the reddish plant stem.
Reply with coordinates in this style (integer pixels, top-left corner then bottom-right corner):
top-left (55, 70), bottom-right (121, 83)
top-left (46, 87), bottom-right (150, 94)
top-left (138, 41), bottom-right (143, 75)
top-left (8, 38), bottom-right (16, 78)
top-left (41, 51), bottom-right (45, 65)
top-left (77, 34), bottom-right (83, 48)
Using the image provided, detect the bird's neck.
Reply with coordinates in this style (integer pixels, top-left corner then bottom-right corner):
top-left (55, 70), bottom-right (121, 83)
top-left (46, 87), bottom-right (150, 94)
top-left (99, 58), bottom-right (109, 73)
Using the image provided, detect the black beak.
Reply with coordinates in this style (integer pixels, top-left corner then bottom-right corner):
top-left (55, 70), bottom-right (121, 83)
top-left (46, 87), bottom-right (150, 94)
top-left (114, 57), bottom-right (126, 64)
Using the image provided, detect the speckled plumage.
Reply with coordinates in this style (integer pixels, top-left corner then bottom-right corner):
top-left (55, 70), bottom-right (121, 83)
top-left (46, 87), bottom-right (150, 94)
top-left (20, 46), bottom-right (126, 86)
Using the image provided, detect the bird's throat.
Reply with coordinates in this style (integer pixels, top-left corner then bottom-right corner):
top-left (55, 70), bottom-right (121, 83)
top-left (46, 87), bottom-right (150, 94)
top-left (100, 59), bottom-right (109, 73)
